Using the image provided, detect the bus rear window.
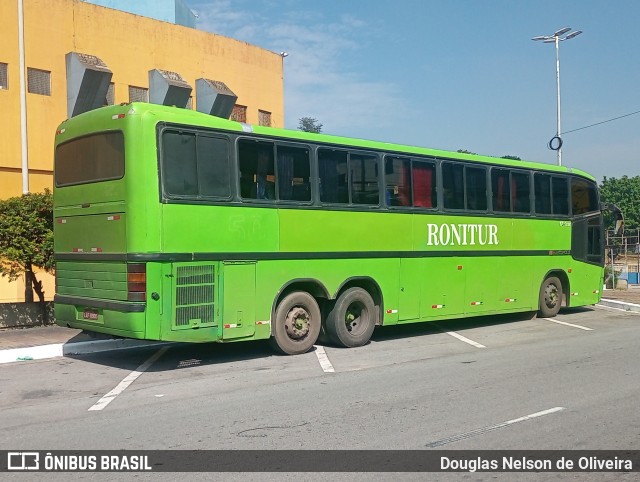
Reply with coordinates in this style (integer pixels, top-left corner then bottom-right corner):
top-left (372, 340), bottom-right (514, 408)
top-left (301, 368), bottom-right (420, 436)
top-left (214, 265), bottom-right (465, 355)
top-left (55, 132), bottom-right (124, 186)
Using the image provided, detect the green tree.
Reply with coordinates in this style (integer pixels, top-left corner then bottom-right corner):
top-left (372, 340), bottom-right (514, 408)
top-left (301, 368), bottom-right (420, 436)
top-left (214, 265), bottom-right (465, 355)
top-left (599, 176), bottom-right (640, 230)
top-left (298, 117), bottom-right (323, 133)
top-left (0, 190), bottom-right (54, 303)
top-left (501, 155), bottom-right (521, 160)
top-left (456, 149), bottom-right (476, 155)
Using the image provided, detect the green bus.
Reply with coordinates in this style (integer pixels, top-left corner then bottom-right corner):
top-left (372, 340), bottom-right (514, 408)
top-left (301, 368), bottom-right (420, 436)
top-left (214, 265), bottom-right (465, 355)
top-left (54, 102), bottom-right (609, 355)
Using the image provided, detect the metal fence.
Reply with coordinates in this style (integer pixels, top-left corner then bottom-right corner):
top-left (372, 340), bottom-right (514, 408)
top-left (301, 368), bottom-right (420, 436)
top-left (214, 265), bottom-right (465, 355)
top-left (606, 228), bottom-right (640, 287)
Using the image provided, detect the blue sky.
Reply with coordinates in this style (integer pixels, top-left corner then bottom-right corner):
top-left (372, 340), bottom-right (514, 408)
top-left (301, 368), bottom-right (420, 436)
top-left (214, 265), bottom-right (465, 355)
top-left (189, 0), bottom-right (639, 182)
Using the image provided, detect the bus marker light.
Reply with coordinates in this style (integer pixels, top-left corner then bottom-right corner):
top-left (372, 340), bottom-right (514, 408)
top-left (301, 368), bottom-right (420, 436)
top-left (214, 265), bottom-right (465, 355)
top-left (107, 215), bottom-right (121, 221)
top-left (593, 290), bottom-right (600, 294)
top-left (457, 265), bottom-right (463, 270)
top-left (56, 128), bottom-right (66, 135)
top-left (224, 324), bottom-right (239, 329)
top-left (432, 304), bottom-right (445, 309)
top-left (571, 292), bottom-right (578, 296)
top-left (72, 248), bottom-right (84, 252)
top-left (112, 114), bottom-right (126, 120)
top-left (568, 268), bottom-right (572, 273)
top-left (57, 218), bottom-right (67, 224)
top-left (386, 309), bottom-right (398, 314)
top-left (505, 298), bottom-right (517, 303)
top-left (470, 301), bottom-right (483, 306)
top-left (256, 320), bottom-right (270, 325)
top-left (90, 247), bottom-right (103, 252)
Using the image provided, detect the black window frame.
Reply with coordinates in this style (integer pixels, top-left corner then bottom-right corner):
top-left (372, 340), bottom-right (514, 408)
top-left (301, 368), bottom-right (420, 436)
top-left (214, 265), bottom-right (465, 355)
top-left (159, 125), bottom-right (233, 202)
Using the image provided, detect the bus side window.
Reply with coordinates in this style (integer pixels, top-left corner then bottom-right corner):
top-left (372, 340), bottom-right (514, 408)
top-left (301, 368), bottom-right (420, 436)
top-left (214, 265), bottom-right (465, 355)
top-left (512, 172), bottom-right (530, 213)
top-left (238, 140), bottom-right (275, 201)
top-left (162, 130), bottom-right (198, 196)
top-left (442, 162), bottom-right (464, 210)
top-left (384, 156), bottom-right (411, 207)
top-left (350, 153), bottom-right (379, 205)
top-left (465, 166), bottom-right (487, 211)
top-left (491, 168), bottom-right (510, 212)
top-left (552, 176), bottom-right (569, 215)
top-left (277, 145), bottom-right (311, 202)
top-left (319, 149), bottom-right (348, 204)
top-left (413, 161), bottom-right (436, 208)
top-left (534, 173), bottom-right (551, 214)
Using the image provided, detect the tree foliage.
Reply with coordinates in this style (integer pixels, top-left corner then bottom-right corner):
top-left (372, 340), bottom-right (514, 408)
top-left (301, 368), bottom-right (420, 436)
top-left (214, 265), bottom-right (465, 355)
top-left (501, 155), bottom-right (522, 160)
top-left (599, 176), bottom-right (640, 230)
top-left (298, 117), bottom-right (323, 134)
top-left (0, 190), bottom-right (54, 302)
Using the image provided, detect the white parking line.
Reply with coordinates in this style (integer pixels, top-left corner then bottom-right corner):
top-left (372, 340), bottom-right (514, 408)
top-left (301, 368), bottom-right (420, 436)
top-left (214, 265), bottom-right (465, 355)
top-left (443, 331), bottom-right (486, 348)
top-left (88, 346), bottom-right (169, 411)
top-left (426, 407), bottom-right (565, 447)
top-left (314, 345), bottom-right (335, 373)
top-left (543, 318), bottom-right (593, 331)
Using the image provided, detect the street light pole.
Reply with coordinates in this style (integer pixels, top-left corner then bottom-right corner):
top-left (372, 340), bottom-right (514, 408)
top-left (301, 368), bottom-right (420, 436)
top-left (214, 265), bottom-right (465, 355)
top-left (532, 27), bottom-right (582, 166)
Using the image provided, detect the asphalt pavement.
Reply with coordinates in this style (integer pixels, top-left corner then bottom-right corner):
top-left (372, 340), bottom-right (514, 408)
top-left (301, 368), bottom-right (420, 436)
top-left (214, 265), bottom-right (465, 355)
top-left (1, 288), bottom-right (638, 364)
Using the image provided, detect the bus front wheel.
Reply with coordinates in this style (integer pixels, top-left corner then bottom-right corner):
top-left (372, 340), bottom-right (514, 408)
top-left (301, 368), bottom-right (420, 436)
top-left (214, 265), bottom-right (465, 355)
top-left (326, 287), bottom-right (376, 348)
top-left (270, 291), bottom-right (321, 355)
top-left (538, 276), bottom-right (563, 317)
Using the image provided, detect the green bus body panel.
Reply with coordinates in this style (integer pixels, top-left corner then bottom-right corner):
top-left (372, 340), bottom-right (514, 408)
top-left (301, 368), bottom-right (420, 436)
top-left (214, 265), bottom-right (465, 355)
top-left (52, 103), bottom-right (604, 343)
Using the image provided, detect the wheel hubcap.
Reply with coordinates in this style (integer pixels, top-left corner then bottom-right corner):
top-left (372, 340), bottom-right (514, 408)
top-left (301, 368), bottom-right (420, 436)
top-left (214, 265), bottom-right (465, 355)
top-left (285, 306), bottom-right (310, 340)
top-left (545, 284), bottom-right (559, 308)
top-left (345, 302), bottom-right (366, 335)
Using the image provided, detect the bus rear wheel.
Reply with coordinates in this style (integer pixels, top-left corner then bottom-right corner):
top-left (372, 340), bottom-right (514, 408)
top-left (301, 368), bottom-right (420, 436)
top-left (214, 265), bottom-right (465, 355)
top-left (326, 287), bottom-right (376, 348)
top-left (270, 291), bottom-right (321, 355)
top-left (538, 276), bottom-right (563, 317)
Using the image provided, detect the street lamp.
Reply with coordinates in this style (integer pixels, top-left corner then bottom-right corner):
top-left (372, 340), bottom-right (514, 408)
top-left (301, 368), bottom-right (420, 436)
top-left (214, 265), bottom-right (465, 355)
top-left (532, 27), bottom-right (582, 166)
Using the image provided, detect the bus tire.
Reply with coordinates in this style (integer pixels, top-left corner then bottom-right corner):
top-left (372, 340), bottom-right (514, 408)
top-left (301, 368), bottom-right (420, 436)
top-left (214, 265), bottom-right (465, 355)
top-left (270, 291), bottom-right (321, 355)
top-left (326, 287), bottom-right (376, 348)
top-left (538, 276), bottom-right (563, 317)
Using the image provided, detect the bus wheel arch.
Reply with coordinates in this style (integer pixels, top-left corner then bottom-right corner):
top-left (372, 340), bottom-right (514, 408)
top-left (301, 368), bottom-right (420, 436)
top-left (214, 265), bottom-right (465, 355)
top-left (538, 270), bottom-right (569, 317)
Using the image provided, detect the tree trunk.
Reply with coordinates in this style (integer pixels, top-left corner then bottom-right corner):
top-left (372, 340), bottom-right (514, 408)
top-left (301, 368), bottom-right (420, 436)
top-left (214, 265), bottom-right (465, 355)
top-left (24, 265), bottom-right (34, 303)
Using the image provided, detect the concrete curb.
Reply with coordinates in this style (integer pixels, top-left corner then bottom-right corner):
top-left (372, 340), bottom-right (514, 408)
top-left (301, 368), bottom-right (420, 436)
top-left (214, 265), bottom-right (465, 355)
top-left (0, 339), bottom-right (169, 365)
top-left (598, 298), bottom-right (640, 313)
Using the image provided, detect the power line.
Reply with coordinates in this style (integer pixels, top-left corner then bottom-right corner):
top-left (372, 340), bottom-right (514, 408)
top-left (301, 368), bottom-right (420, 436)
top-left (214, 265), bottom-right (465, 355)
top-left (563, 109), bottom-right (640, 135)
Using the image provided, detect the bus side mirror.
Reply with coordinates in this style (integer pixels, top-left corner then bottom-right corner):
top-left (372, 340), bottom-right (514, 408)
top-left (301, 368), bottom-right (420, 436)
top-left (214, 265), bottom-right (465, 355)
top-left (603, 203), bottom-right (624, 235)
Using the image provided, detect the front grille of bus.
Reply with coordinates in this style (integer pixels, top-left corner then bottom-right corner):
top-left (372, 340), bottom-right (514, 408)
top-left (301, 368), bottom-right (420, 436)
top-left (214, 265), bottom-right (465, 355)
top-left (174, 265), bottom-right (216, 329)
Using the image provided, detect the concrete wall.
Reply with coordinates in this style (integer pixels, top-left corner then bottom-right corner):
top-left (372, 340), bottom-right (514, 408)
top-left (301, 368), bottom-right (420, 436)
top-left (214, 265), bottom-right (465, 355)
top-left (0, 302), bottom-right (54, 328)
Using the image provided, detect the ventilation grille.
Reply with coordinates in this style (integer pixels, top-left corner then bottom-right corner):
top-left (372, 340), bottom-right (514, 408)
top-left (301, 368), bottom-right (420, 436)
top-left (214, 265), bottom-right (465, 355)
top-left (129, 85), bottom-right (149, 102)
top-left (27, 68), bottom-right (51, 95)
top-left (174, 265), bottom-right (216, 329)
top-left (0, 63), bottom-right (7, 89)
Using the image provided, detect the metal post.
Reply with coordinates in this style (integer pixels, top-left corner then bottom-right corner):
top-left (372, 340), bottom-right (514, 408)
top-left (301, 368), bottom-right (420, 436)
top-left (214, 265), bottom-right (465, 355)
top-left (555, 36), bottom-right (562, 166)
top-left (18, 0), bottom-right (29, 193)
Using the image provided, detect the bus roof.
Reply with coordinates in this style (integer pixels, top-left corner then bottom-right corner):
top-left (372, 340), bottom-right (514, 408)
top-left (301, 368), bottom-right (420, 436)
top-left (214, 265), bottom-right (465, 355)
top-left (57, 102), bottom-right (596, 182)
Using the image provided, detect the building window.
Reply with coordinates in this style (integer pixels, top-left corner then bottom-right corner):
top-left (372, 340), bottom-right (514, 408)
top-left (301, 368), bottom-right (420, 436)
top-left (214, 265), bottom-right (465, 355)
top-left (0, 62), bottom-right (8, 90)
top-left (27, 68), bottom-right (51, 95)
top-left (105, 83), bottom-right (115, 105)
top-left (230, 104), bottom-right (247, 122)
top-left (128, 85), bottom-right (148, 102)
top-left (258, 109), bottom-right (272, 127)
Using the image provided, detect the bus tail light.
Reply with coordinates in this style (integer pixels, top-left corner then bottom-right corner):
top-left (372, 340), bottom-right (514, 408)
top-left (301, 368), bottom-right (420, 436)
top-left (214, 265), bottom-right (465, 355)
top-left (127, 264), bottom-right (146, 302)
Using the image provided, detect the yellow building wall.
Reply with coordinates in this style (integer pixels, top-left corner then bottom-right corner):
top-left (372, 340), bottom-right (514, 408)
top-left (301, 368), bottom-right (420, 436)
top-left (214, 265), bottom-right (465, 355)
top-left (0, 0), bottom-right (284, 302)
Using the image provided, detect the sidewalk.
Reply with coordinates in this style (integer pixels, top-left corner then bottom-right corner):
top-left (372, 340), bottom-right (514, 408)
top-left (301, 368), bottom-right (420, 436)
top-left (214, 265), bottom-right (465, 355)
top-left (1, 289), bottom-right (638, 364)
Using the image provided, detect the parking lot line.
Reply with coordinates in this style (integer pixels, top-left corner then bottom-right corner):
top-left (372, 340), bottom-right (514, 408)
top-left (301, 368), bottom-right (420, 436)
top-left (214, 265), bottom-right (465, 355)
top-left (88, 346), bottom-right (169, 411)
top-left (425, 406), bottom-right (565, 447)
top-left (543, 318), bottom-right (593, 331)
top-left (442, 330), bottom-right (486, 348)
top-left (314, 345), bottom-right (335, 373)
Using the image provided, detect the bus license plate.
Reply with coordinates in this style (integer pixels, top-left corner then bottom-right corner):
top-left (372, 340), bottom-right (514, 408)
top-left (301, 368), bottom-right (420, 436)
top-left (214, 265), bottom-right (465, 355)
top-left (83, 309), bottom-right (99, 321)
